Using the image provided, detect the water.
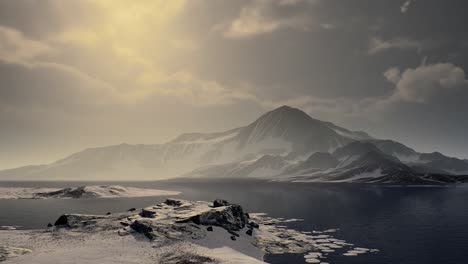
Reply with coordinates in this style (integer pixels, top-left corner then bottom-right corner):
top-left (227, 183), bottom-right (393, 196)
top-left (1, 179), bottom-right (468, 264)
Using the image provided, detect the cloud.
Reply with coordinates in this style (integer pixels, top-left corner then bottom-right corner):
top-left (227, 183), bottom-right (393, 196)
top-left (385, 63), bottom-right (468, 103)
top-left (218, 0), bottom-right (319, 39)
top-left (0, 61), bottom-right (120, 112)
top-left (383, 67), bottom-right (401, 84)
top-left (320, 23), bottom-right (335, 30)
top-left (0, 26), bottom-right (52, 65)
top-left (273, 63), bottom-right (468, 124)
top-left (368, 37), bottom-right (421, 55)
top-left (400, 0), bottom-right (413, 13)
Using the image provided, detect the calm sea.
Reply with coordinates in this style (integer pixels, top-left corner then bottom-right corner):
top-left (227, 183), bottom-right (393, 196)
top-left (1, 179), bottom-right (467, 264)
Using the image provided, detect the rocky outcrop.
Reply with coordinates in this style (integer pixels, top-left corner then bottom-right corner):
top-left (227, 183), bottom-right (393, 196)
top-left (189, 203), bottom-right (248, 231)
top-left (213, 199), bottom-right (229, 207)
top-left (32, 198), bottom-right (377, 264)
top-left (54, 214), bottom-right (108, 228)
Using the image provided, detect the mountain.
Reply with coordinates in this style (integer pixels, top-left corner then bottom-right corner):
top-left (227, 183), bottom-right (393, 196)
top-left (245, 141), bottom-right (466, 184)
top-left (0, 105), bottom-right (466, 183)
top-left (276, 142), bottom-right (437, 184)
top-left (186, 154), bottom-right (288, 179)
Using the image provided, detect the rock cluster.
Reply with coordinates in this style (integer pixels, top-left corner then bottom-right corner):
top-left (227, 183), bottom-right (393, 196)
top-left (131, 199), bottom-right (255, 240)
top-left (49, 198), bottom-right (377, 264)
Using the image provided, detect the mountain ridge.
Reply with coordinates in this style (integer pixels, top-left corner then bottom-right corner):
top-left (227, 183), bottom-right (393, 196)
top-left (1, 105), bottom-right (467, 183)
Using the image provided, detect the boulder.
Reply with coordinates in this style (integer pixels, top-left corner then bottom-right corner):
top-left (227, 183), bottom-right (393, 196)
top-left (130, 219), bottom-right (155, 240)
top-left (140, 207), bottom-right (157, 218)
top-left (190, 204), bottom-right (248, 231)
top-left (248, 221), bottom-right (259, 229)
top-left (164, 199), bottom-right (183, 206)
top-left (54, 214), bottom-right (106, 228)
top-left (213, 199), bottom-right (229, 207)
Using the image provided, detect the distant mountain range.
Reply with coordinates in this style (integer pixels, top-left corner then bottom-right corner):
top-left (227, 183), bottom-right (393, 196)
top-left (1, 105), bottom-right (467, 184)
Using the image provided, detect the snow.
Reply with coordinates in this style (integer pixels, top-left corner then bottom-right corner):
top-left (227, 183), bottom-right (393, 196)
top-left (0, 199), bottom-right (378, 264)
top-left (394, 153), bottom-right (420, 163)
top-left (0, 246), bottom-right (31, 261)
top-left (329, 127), bottom-right (368, 141)
top-left (0, 185), bottom-right (180, 199)
top-left (0, 187), bottom-right (59, 199)
top-left (330, 168), bottom-right (383, 183)
top-left (80, 186), bottom-right (180, 198)
top-left (174, 131), bottom-right (239, 144)
top-left (0, 226), bottom-right (19, 230)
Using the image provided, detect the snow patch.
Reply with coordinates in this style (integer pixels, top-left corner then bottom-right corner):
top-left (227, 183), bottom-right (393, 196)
top-left (0, 186), bottom-right (180, 200)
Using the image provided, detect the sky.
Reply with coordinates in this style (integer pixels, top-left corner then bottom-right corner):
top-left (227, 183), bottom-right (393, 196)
top-left (1, 0), bottom-right (468, 169)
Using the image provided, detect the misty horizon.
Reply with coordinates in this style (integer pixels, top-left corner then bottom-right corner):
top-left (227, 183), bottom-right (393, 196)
top-left (2, 104), bottom-right (467, 171)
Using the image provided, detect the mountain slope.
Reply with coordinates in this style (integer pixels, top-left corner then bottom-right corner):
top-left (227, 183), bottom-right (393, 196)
top-left (188, 140), bottom-right (467, 184)
top-left (0, 106), bottom-right (366, 181)
top-left (0, 105), bottom-right (466, 183)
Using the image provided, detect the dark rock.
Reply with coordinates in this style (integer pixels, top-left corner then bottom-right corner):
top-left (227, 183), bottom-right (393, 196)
top-left (213, 199), bottom-right (229, 207)
top-left (190, 204), bottom-right (248, 231)
top-left (230, 235), bottom-right (237, 241)
top-left (245, 212), bottom-right (250, 219)
top-left (160, 251), bottom-right (216, 264)
top-left (144, 232), bottom-right (156, 240)
top-left (35, 187), bottom-right (89, 199)
top-left (120, 221), bottom-right (130, 226)
top-left (47, 223), bottom-right (53, 228)
top-left (130, 220), bottom-right (155, 240)
top-left (206, 226), bottom-right (213, 232)
top-left (140, 208), bottom-right (157, 218)
top-left (130, 220), bottom-right (153, 233)
top-left (228, 230), bottom-right (239, 237)
top-left (246, 229), bottom-right (253, 236)
top-left (248, 221), bottom-right (259, 229)
top-left (54, 215), bottom-right (70, 227)
top-left (53, 214), bottom-right (105, 228)
top-left (164, 199), bottom-right (183, 206)
top-left (127, 208), bottom-right (136, 212)
top-left (106, 212), bottom-right (111, 215)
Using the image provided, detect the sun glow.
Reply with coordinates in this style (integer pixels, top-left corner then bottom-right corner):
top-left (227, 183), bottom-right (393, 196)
top-left (50, 0), bottom-right (192, 101)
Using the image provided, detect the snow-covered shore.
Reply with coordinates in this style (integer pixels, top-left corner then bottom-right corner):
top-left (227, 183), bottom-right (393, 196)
top-left (0, 199), bottom-right (378, 263)
top-left (0, 185), bottom-right (180, 199)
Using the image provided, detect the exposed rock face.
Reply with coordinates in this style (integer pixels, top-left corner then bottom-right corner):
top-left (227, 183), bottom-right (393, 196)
top-left (140, 208), bottom-right (157, 218)
top-left (213, 199), bottom-right (229, 207)
top-left (35, 187), bottom-right (88, 199)
top-left (190, 204), bottom-right (248, 231)
top-left (164, 199), bottom-right (183, 206)
top-left (54, 214), bottom-right (108, 228)
top-left (129, 220), bottom-right (156, 240)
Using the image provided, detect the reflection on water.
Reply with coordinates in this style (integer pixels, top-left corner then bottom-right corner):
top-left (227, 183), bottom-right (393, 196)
top-left (1, 180), bottom-right (468, 264)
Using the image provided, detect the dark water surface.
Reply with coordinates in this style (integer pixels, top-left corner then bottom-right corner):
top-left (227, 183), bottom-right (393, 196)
top-left (1, 180), bottom-right (467, 264)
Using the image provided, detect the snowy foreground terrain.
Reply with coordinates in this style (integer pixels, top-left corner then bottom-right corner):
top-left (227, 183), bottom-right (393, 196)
top-left (0, 185), bottom-right (180, 199)
top-left (0, 198), bottom-right (378, 263)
